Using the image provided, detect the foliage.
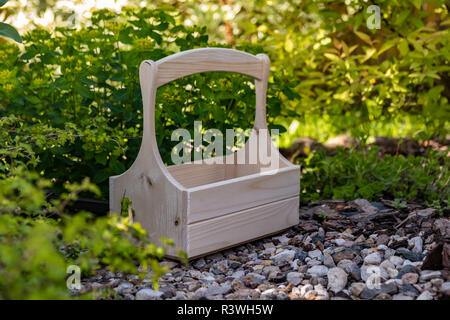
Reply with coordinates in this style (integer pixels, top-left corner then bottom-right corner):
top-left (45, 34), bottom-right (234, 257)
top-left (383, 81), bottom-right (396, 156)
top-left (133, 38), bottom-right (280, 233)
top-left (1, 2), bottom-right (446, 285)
top-left (230, 0), bottom-right (450, 143)
top-left (0, 166), bottom-right (173, 299)
top-left (0, 0), bottom-right (22, 43)
top-left (299, 147), bottom-right (449, 204)
top-left (0, 7), bottom-right (294, 198)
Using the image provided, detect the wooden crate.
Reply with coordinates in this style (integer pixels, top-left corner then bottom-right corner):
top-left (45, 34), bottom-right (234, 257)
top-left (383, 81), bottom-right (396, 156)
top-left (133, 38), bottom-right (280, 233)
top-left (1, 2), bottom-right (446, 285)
top-left (109, 48), bottom-right (300, 258)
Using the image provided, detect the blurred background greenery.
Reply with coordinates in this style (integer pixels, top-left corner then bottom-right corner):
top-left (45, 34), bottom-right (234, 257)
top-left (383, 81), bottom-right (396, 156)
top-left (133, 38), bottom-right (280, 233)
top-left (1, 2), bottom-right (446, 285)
top-left (2, 0), bottom-right (449, 146)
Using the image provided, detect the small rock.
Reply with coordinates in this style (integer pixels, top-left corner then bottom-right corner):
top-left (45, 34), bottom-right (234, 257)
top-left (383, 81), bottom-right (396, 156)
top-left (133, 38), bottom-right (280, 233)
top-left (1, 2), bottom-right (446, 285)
top-left (416, 290), bottom-right (434, 300)
top-left (376, 234), bottom-right (390, 246)
top-left (271, 250), bottom-right (296, 264)
top-left (115, 281), bottom-right (133, 294)
top-left (324, 254), bottom-right (336, 268)
top-left (352, 199), bottom-right (378, 214)
top-left (402, 273), bottom-right (419, 284)
top-left (399, 284), bottom-right (420, 296)
top-left (332, 249), bottom-right (356, 263)
top-left (374, 293), bottom-right (392, 300)
top-left (409, 236), bottom-right (423, 254)
top-left (419, 270), bottom-right (441, 282)
top-left (205, 283), bottom-right (232, 296)
top-left (307, 265), bottom-right (329, 278)
top-left (308, 249), bottom-right (323, 260)
top-left (364, 252), bottom-right (382, 265)
top-left (389, 256), bottom-right (404, 267)
top-left (192, 258), bottom-right (206, 269)
top-left (245, 273), bottom-right (266, 284)
top-left (136, 288), bottom-right (164, 300)
top-left (360, 287), bottom-right (380, 300)
top-left (441, 282), bottom-right (450, 293)
top-left (349, 283), bottom-right (365, 297)
top-left (286, 272), bottom-right (303, 286)
top-left (396, 248), bottom-right (423, 262)
top-left (327, 268), bottom-right (348, 293)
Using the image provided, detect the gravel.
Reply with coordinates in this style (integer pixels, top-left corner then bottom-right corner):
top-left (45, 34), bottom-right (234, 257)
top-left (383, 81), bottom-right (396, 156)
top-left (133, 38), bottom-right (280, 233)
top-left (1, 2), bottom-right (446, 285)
top-left (78, 199), bottom-right (448, 300)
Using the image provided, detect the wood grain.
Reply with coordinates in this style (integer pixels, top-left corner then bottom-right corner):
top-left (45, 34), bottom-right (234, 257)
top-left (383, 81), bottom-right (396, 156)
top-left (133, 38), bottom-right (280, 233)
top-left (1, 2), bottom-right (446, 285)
top-left (187, 196), bottom-right (299, 257)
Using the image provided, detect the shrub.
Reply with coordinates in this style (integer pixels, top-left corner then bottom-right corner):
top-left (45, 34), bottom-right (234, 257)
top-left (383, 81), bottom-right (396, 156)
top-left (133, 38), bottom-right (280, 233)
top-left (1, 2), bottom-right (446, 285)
top-left (0, 167), bottom-right (173, 299)
top-left (0, 7), bottom-right (295, 198)
top-left (299, 147), bottom-right (449, 204)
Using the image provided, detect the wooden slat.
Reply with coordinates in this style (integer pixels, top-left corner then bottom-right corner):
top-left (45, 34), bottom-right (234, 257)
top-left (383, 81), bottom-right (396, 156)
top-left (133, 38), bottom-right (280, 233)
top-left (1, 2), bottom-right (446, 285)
top-left (187, 166), bottom-right (300, 223)
top-left (155, 48), bottom-right (264, 87)
top-left (187, 196), bottom-right (299, 257)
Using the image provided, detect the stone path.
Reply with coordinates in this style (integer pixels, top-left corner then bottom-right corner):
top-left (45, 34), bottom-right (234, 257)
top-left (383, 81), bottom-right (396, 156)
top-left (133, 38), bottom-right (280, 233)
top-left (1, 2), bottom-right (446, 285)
top-left (82, 199), bottom-right (450, 300)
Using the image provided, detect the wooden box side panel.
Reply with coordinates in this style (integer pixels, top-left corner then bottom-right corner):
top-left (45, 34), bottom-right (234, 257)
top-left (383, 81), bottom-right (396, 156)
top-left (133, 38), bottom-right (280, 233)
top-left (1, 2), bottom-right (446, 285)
top-left (186, 196), bottom-right (299, 258)
top-left (110, 168), bottom-right (188, 257)
top-left (187, 166), bottom-right (300, 223)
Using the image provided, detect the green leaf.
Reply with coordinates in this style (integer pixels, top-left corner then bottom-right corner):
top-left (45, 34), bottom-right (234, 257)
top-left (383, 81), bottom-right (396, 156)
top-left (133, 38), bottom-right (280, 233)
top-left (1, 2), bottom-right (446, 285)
top-left (412, 0), bottom-right (422, 9)
top-left (0, 22), bottom-right (22, 43)
top-left (0, 0), bottom-right (8, 8)
top-left (377, 40), bottom-right (396, 56)
top-left (324, 53), bottom-right (340, 62)
top-left (354, 30), bottom-right (372, 45)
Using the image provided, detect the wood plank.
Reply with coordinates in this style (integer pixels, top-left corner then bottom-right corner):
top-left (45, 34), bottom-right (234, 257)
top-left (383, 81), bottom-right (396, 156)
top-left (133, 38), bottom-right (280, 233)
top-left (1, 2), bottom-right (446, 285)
top-left (167, 162), bottom-right (226, 188)
top-left (187, 196), bottom-right (299, 257)
top-left (187, 165), bottom-right (300, 223)
top-left (156, 48), bottom-right (264, 87)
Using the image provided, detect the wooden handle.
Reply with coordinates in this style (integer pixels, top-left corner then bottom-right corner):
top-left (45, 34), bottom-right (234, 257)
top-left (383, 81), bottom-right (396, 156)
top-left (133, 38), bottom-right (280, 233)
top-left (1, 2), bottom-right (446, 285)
top-left (155, 48), bottom-right (266, 87)
top-left (139, 48), bottom-right (271, 144)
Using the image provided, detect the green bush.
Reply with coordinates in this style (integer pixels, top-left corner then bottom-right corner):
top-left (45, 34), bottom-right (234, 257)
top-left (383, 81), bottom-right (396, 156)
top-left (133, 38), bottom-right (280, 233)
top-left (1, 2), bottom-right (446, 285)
top-left (0, 7), bottom-right (295, 198)
top-left (299, 147), bottom-right (449, 204)
top-left (0, 167), bottom-right (173, 299)
top-left (165, 0), bottom-right (450, 143)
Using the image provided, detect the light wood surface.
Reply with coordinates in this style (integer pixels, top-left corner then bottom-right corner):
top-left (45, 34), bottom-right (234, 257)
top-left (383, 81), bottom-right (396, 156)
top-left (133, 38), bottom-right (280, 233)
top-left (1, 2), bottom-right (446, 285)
top-left (187, 196), bottom-right (299, 257)
top-left (109, 48), bottom-right (300, 258)
top-left (187, 166), bottom-right (300, 223)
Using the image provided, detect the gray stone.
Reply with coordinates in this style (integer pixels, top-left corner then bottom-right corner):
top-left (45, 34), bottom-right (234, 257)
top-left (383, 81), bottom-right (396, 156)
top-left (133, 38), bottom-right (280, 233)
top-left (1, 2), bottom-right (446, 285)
top-left (136, 288), bottom-right (164, 300)
top-left (441, 282), bottom-right (450, 292)
top-left (364, 252), bottom-right (382, 265)
top-left (308, 249), bottom-right (323, 260)
top-left (247, 253), bottom-right (258, 261)
top-left (420, 270), bottom-right (441, 282)
top-left (399, 284), bottom-right (420, 296)
top-left (360, 287), bottom-right (380, 300)
top-left (271, 250), bottom-right (296, 264)
top-left (361, 265), bottom-right (388, 282)
top-left (349, 283), bottom-right (365, 297)
top-left (402, 273), bottom-right (419, 284)
top-left (417, 290), bottom-right (434, 300)
top-left (205, 283), bottom-right (232, 296)
top-left (389, 256), bottom-right (404, 267)
top-left (192, 258), bottom-right (206, 269)
top-left (396, 248), bottom-right (423, 262)
top-left (352, 199), bottom-right (378, 214)
top-left (337, 259), bottom-right (357, 273)
top-left (327, 267), bottom-right (348, 293)
top-left (324, 254), bottom-right (336, 268)
top-left (286, 272), bottom-right (303, 286)
top-left (245, 272), bottom-right (266, 284)
top-left (115, 281), bottom-right (133, 294)
top-left (409, 236), bottom-right (423, 254)
top-left (307, 265), bottom-right (329, 278)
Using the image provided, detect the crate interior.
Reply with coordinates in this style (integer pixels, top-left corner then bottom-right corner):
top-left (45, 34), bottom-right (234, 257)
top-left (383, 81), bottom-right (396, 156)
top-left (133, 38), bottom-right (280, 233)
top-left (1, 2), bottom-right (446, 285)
top-left (167, 158), bottom-right (289, 189)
